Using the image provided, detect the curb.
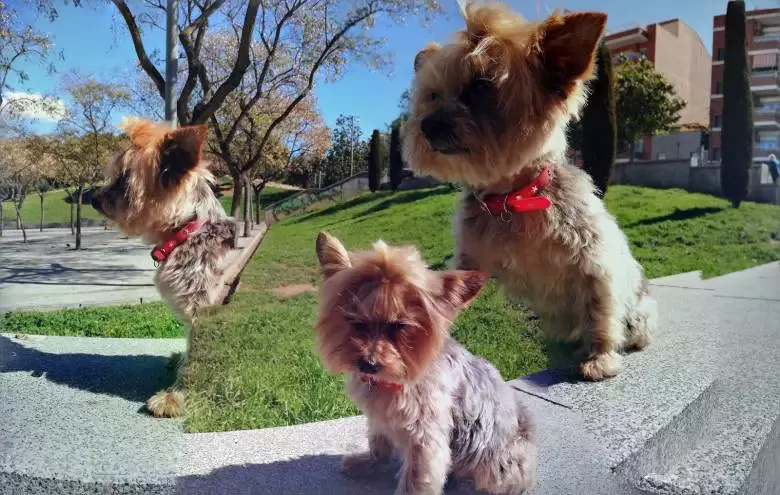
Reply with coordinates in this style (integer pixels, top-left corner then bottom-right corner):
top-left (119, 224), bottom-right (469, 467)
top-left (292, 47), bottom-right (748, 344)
top-left (218, 223), bottom-right (269, 304)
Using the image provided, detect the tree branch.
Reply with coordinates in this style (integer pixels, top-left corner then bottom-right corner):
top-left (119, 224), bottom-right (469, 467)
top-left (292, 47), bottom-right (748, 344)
top-left (112, 0), bottom-right (165, 98)
top-left (191, 0), bottom-right (261, 124)
top-left (243, 7), bottom-right (376, 173)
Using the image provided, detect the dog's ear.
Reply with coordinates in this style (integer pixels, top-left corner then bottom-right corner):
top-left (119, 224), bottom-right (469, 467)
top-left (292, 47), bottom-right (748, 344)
top-left (537, 12), bottom-right (607, 86)
top-left (414, 43), bottom-right (440, 72)
top-left (440, 270), bottom-right (487, 312)
top-left (316, 231), bottom-right (351, 278)
top-left (158, 124), bottom-right (207, 188)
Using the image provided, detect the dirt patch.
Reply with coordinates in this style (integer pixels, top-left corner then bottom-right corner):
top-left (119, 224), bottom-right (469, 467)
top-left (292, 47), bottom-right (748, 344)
top-left (273, 283), bottom-right (317, 299)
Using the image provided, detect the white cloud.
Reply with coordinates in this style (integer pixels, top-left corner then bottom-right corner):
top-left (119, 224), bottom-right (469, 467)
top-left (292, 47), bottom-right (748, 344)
top-left (2, 91), bottom-right (66, 122)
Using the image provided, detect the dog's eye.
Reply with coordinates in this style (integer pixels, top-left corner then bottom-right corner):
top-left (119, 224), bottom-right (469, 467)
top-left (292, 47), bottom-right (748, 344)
top-left (386, 322), bottom-right (405, 336)
top-left (460, 78), bottom-right (493, 104)
top-left (430, 92), bottom-right (440, 102)
top-left (352, 322), bottom-right (370, 334)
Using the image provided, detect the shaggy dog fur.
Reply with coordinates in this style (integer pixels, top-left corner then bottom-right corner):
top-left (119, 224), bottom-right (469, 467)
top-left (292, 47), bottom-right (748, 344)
top-left (91, 117), bottom-right (236, 417)
top-left (402, 2), bottom-right (657, 380)
top-left (314, 232), bottom-right (536, 495)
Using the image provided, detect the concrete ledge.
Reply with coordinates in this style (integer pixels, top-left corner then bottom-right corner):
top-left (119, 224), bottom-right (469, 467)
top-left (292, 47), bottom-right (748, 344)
top-left (0, 334), bottom-right (185, 494)
top-left (217, 223), bottom-right (268, 304)
top-left (3, 263), bottom-right (779, 494)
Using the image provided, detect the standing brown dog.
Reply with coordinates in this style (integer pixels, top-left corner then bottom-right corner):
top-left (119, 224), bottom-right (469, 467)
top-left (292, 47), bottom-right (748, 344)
top-left (403, 3), bottom-right (657, 380)
top-left (92, 117), bottom-right (236, 416)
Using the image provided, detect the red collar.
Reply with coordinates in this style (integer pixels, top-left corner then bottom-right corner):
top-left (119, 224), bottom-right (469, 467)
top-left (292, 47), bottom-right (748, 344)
top-left (480, 166), bottom-right (554, 217)
top-left (360, 375), bottom-right (404, 393)
top-left (150, 219), bottom-right (206, 264)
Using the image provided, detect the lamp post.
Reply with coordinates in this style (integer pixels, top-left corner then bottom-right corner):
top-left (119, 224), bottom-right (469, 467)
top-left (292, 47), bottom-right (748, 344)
top-left (164, 0), bottom-right (178, 127)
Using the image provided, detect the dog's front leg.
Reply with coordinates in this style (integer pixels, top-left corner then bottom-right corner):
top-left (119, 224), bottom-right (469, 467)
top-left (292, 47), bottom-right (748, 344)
top-left (577, 274), bottom-right (623, 381)
top-left (341, 429), bottom-right (393, 477)
top-left (395, 427), bottom-right (451, 495)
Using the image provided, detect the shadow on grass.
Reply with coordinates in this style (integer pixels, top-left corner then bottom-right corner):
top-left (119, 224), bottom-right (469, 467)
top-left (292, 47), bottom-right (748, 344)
top-left (289, 194), bottom-right (383, 225)
top-left (178, 454), bottom-right (483, 494)
top-left (352, 187), bottom-right (453, 219)
top-left (627, 207), bottom-right (724, 228)
top-left (0, 335), bottom-right (176, 404)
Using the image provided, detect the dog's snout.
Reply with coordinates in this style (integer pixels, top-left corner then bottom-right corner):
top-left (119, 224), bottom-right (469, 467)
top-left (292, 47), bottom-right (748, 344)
top-left (90, 194), bottom-right (103, 212)
top-left (358, 358), bottom-right (381, 375)
top-left (421, 115), bottom-right (453, 143)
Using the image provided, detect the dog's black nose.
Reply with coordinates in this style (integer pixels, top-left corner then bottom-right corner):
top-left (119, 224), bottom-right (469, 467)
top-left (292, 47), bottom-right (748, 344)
top-left (358, 358), bottom-right (381, 375)
top-left (420, 115), bottom-right (454, 144)
top-left (91, 196), bottom-right (103, 212)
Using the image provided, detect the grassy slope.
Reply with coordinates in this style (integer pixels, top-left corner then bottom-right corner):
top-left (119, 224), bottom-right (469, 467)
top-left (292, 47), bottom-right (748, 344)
top-left (184, 185), bottom-right (780, 432)
top-left (1, 190), bottom-right (102, 226)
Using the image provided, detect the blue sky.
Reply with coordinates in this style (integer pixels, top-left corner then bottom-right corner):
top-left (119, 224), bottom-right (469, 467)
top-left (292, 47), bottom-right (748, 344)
top-left (15, 0), bottom-right (766, 137)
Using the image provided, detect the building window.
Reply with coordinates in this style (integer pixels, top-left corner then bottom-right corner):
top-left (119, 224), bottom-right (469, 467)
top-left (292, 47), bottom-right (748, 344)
top-left (712, 147), bottom-right (721, 161)
top-left (657, 152), bottom-right (667, 160)
top-left (639, 48), bottom-right (648, 58)
top-left (713, 115), bottom-right (722, 127)
top-left (717, 48), bottom-right (725, 61)
top-left (715, 81), bottom-right (722, 94)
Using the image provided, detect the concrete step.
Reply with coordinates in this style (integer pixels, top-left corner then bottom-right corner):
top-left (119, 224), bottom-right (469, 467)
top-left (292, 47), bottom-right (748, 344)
top-left (650, 270), bottom-right (710, 290)
top-left (0, 334), bottom-right (185, 494)
top-left (698, 261), bottom-right (780, 300)
top-left (523, 271), bottom-right (780, 494)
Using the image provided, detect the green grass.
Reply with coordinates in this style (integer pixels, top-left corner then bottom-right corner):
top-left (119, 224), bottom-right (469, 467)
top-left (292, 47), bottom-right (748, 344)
top-left (0, 302), bottom-right (184, 338)
top-left (5, 185), bottom-right (778, 432)
top-left (1, 190), bottom-right (102, 226)
top-left (1, 185), bottom-right (294, 227)
top-left (216, 185), bottom-right (297, 215)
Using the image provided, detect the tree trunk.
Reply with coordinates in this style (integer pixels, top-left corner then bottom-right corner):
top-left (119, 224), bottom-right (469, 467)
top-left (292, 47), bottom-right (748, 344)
top-left (15, 204), bottom-right (26, 243)
top-left (70, 196), bottom-right (75, 235)
top-left (75, 185), bottom-right (83, 250)
top-left (629, 139), bottom-right (636, 163)
top-left (242, 179), bottom-right (252, 237)
top-left (253, 182), bottom-right (266, 225)
top-left (39, 194), bottom-right (45, 232)
top-left (230, 172), bottom-right (245, 219)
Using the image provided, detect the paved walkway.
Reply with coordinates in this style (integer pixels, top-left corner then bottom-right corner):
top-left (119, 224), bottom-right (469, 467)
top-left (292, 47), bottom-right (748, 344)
top-left (0, 226), bottom-right (260, 313)
top-left (0, 228), bottom-right (161, 312)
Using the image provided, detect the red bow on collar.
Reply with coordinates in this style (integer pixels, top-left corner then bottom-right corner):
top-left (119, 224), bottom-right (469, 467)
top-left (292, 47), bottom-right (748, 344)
top-left (150, 219), bottom-right (206, 263)
top-left (481, 166), bottom-right (554, 217)
top-left (360, 375), bottom-right (404, 393)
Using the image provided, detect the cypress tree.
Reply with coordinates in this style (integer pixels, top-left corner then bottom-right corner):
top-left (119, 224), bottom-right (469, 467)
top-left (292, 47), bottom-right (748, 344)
top-left (368, 129), bottom-right (381, 192)
top-left (721, 0), bottom-right (753, 208)
top-left (389, 122), bottom-right (403, 191)
top-left (581, 42), bottom-right (617, 198)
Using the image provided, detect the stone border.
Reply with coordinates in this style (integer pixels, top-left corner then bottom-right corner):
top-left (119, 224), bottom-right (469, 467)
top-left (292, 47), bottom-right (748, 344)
top-left (218, 223), bottom-right (269, 305)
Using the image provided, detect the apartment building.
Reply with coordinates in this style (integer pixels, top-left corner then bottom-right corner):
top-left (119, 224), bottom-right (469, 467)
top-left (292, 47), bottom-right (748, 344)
top-left (604, 19), bottom-right (711, 161)
top-left (710, 8), bottom-right (780, 164)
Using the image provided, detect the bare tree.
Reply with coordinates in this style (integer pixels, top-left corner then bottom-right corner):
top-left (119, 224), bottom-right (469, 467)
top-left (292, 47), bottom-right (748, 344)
top-left (0, 138), bottom-right (40, 241)
top-left (119, 0), bottom-right (440, 219)
top-left (51, 75), bottom-right (129, 249)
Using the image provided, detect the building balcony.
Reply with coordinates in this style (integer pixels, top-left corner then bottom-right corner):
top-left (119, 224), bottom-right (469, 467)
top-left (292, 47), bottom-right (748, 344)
top-left (754, 140), bottom-right (780, 159)
top-left (752, 33), bottom-right (780, 50)
top-left (750, 71), bottom-right (780, 94)
top-left (754, 108), bottom-right (780, 127)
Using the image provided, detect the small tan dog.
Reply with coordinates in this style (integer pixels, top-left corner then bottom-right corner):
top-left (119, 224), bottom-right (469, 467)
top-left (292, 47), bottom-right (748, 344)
top-left (403, 2), bottom-right (657, 381)
top-left (315, 232), bottom-right (536, 494)
top-left (91, 117), bottom-right (236, 417)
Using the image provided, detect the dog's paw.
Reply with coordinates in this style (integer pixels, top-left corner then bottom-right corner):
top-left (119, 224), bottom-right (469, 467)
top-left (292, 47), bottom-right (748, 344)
top-left (146, 389), bottom-right (184, 418)
top-left (167, 352), bottom-right (186, 370)
top-left (579, 352), bottom-right (621, 381)
top-left (341, 452), bottom-right (381, 478)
